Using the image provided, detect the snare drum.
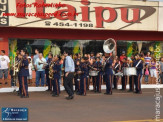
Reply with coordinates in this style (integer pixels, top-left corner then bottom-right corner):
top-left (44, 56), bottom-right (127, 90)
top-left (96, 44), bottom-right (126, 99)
top-left (89, 71), bottom-right (99, 76)
top-left (123, 67), bottom-right (137, 76)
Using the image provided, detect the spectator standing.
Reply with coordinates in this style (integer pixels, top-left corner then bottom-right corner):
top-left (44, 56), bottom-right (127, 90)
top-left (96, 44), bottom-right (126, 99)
top-left (149, 57), bottom-right (157, 84)
top-left (0, 50), bottom-right (10, 85)
top-left (34, 53), bottom-right (46, 87)
top-left (120, 51), bottom-right (126, 65)
top-left (33, 49), bottom-right (39, 66)
top-left (160, 57), bottom-right (163, 84)
top-left (27, 57), bottom-right (32, 85)
top-left (144, 52), bottom-right (151, 65)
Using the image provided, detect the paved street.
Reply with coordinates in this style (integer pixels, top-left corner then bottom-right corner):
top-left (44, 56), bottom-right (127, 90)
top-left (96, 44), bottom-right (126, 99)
top-left (0, 89), bottom-right (162, 122)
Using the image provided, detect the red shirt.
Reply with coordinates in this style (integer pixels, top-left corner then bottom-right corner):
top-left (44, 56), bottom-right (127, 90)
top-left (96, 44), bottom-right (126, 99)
top-left (120, 55), bottom-right (126, 64)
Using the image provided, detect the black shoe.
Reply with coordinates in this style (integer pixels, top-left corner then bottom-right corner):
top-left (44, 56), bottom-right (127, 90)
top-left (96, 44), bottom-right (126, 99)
top-left (20, 95), bottom-right (24, 98)
top-left (96, 91), bottom-right (101, 93)
top-left (76, 92), bottom-right (81, 95)
top-left (24, 95), bottom-right (29, 98)
top-left (134, 91), bottom-right (138, 94)
top-left (136, 91), bottom-right (142, 94)
top-left (80, 93), bottom-right (86, 96)
top-left (108, 92), bottom-right (112, 95)
top-left (52, 94), bottom-right (59, 97)
top-left (46, 89), bottom-right (51, 91)
top-left (104, 92), bottom-right (109, 95)
top-left (66, 95), bottom-right (74, 100)
top-left (127, 90), bottom-right (133, 92)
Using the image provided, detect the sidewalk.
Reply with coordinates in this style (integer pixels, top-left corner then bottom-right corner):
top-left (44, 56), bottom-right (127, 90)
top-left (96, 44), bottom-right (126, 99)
top-left (0, 84), bottom-right (163, 93)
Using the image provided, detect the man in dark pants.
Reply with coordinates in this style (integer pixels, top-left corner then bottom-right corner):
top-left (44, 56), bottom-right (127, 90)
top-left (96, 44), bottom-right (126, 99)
top-left (19, 49), bottom-right (29, 98)
top-left (52, 55), bottom-right (61, 97)
top-left (121, 58), bottom-right (128, 90)
top-left (74, 53), bottom-right (80, 92)
top-left (104, 53), bottom-right (113, 95)
top-left (63, 50), bottom-right (75, 100)
top-left (135, 55), bottom-right (143, 94)
top-left (45, 53), bottom-right (53, 91)
top-left (128, 57), bottom-right (136, 92)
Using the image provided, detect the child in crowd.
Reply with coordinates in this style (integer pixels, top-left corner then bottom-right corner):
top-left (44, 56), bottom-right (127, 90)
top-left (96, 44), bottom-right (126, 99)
top-left (144, 64), bottom-right (150, 84)
top-left (27, 57), bottom-right (32, 85)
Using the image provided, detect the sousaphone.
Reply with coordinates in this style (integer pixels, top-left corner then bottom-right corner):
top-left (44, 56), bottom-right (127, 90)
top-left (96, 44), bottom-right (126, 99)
top-left (103, 38), bottom-right (116, 53)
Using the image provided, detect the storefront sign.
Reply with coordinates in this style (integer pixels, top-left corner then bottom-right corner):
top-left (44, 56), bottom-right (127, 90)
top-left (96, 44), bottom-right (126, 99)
top-left (0, 0), bottom-right (9, 26)
top-left (0, 0), bottom-right (160, 31)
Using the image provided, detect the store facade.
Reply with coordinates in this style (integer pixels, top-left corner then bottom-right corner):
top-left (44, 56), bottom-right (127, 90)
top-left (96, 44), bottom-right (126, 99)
top-left (0, 0), bottom-right (163, 63)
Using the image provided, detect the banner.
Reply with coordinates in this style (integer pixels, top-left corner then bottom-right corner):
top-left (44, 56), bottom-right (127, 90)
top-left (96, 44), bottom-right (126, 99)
top-left (43, 40), bottom-right (51, 58)
top-left (154, 42), bottom-right (161, 61)
top-left (9, 40), bottom-right (17, 65)
top-left (127, 42), bottom-right (133, 57)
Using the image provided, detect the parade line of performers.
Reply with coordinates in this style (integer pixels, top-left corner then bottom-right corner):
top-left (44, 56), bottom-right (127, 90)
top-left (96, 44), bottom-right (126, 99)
top-left (4, 49), bottom-right (163, 100)
top-left (1, 49), bottom-right (152, 99)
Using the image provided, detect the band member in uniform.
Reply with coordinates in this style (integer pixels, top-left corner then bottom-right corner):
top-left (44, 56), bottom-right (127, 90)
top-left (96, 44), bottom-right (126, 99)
top-left (95, 57), bottom-right (103, 93)
top-left (74, 60), bottom-right (81, 93)
top-left (128, 55), bottom-right (136, 92)
top-left (10, 50), bottom-right (20, 87)
top-left (135, 54), bottom-right (143, 94)
top-left (85, 57), bottom-right (91, 90)
top-left (77, 57), bottom-right (88, 96)
top-left (91, 57), bottom-right (98, 92)
top-left (113, 58), bottom-right (120, 89)
top-left (19, 49), bottom-right (29, 98)
top-left (45, 53), bottom-right (53, 91)
top-left (52, 55), bottom-right (61, 97)
top-left (121, 58), bottom-right (128, 90)
top-left (104, 53), bottom-right (113, 95)
top-left (74, 53), bottom-right (80, 92)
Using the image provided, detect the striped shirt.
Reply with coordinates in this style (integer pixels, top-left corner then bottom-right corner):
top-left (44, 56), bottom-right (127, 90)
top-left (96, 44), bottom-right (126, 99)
top-left (144, 56), bottom-right (151, 65)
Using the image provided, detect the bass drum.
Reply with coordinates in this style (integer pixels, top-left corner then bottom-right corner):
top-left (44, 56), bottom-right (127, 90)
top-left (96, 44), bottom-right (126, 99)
top-left (123, 67), bottom-right (137, 76)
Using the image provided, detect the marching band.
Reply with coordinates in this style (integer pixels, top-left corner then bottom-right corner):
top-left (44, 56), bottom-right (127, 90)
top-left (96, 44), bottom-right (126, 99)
top-left (6, 39), bottom-right (146, 99)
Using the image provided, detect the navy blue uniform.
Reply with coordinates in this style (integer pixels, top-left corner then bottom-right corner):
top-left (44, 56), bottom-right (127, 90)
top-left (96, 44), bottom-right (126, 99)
top-left (52, 60), bottom-right (61, 95)
top-left (79, 62), bottom-right (88, 95)
top-left (121, 62), bottom-right (128, 90)
top-left (113, 63), bottom-right (120, 89)
top-left (74, 64), bottom-right (81, 92)
top-left (19, 56), bottom-right (29, 97)
top-left (129, 59), bottom-right (136, 91)
top-left (74, 58), bottom-right (80, 92)
top-left (104, 57), bottom-right (113, 94)
top-left (91, 62), bottom-right (98, 92)
top-left (45, 58), bottom-right (52, 91)
top-left (86, 61), bottom-right (90, 90)
top-left (135, 59), bottom-right (143, 93)
top-left (96, 61), bottom-right (103, 92)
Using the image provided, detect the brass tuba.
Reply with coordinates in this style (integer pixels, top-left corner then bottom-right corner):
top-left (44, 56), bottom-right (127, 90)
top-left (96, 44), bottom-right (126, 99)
top-left (102, 38), bottom-right (116, 71)
top-left (103, 38), bottom-right (116, 53)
